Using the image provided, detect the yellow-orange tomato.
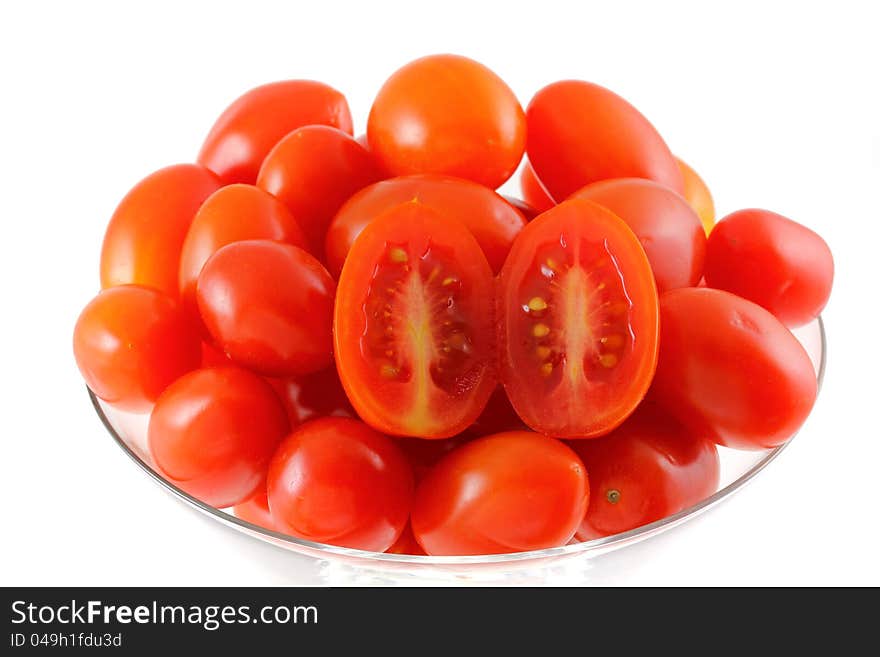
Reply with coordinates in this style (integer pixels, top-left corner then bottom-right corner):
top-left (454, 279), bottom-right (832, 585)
top-left (676, 157), bottom-right (715, 234)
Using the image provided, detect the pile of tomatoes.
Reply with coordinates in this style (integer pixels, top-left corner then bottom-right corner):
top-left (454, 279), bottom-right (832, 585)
top-left (73, 55), bottom-right (832, 556)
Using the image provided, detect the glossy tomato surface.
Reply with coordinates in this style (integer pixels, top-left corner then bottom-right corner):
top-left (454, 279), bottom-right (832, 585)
top-left (233, 488), bottom-right (279, 532)
top-left (411, 432), bottom-right (589, 555)
top-left (498, 199), bottom-right (659, 438)
top-left (267, 418), bottom-right (414, 552)
top-left (197, 80), bottom-right (353, 184)
top-left (520, 160), bottom-right (555, 212)
top-left (367, 54), bottom-right (525, 189)
top-left (334, 201), bottom-right (496, 438)
top-left (676, 157), bottom-right (715, 234)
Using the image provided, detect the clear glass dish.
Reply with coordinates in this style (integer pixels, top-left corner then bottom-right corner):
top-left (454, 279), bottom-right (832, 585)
top-left (89, 317), bottom-right (825, 580)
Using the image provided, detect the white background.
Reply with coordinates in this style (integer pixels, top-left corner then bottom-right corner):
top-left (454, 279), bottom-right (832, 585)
top-left (1, 0), bottom-right (878, 586)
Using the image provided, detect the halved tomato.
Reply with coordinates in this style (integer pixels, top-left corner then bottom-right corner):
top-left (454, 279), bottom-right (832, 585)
top-left (334, 201), bottom-right (496, 438)
top-left (497, 198), bottom-right (659, 438)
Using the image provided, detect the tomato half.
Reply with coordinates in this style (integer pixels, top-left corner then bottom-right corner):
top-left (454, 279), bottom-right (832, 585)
top-left (520, 160), bottom-right (555, 213)
top-left (334, 201), bottom-right (496, 438)
top-left (197, 80), bottom-right (353, 184)
top-left (411, 431), bottom-right (589, 555)
top-left (325, 174), bottom-right (527, 277)
top-left (498, 199), bottom-right (659, 438)
top-left (676, 157), bottom-right (715, 234)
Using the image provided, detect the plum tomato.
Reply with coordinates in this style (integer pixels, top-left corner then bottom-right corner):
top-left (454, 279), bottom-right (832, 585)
top-left (267, 417), bottom-right (414, 552)
top-left (196, 240), bottom-right (335, 377)
top-left (526, 80), bottom-right (683, 201)
top-left (325, 174), bottom-right (527, 277)
top-left (571, 178), bottom-right (706, 292)
top-left (257, 125), bottom-right (382, 254)
top-left (100, 164), bottom-right (221, 298)
top-left (498, 199), bottom-right (659, 438)
top-left (197, 80), bottom-right (353, 184)
top-left (233, 488), bottom-right (280, 532)
top-left (334, 201), bottom-right (496, 438)
top-left (267, 366), bottom-right (356, 427)
top-left (386, 522), bottom-right (426, 555)
top-left (520, 160), bottom-right (555, 213)
top-left (74, 285), bottom-right (200, 412)
top-left (367, 54), bottom-right (526, 189)
top-left (570, 403), bottom-right (720, 540)
top-left (650, 288), bottom-right (818, 449)
top-left (676, 157), bottom-right (715, 234)
top-left (704, 209), bottom-right (833, 327)
top-left (148, 367), bottom-right (290, 508)
top-left (411, 431), bottom-right (589, 555)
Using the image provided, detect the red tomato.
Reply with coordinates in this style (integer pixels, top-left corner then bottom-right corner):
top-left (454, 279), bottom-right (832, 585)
top-left (367, 54), bottom-right (525, 189)
top-left (267, 418), bottom-right (414, 552)
top-left (526, 81), bottom-right (683, 201)
top-left (233, 489), bottom-right (280, 532)
top-left (200, 340), bottom-right (231, 368)
top-left (197, 80), bottom-right (353, 185)
top-left (100, 164), bottom-right (221, 298)
top-left (74, 285), bottom-right (200, 412)
top-left (650, 288), bottom-right (818, 449)
top-left (676, 157), bottom-right (715, 234)
top-left (501, 196), bottom-right (541, 221)
top-left (257, 125), bottom-right (382, 253)
top-left (520, 160), bottom-right (555, 211)
top-left (267, 366), bottom-right (355, 427)
top-left (334, 202), bottom-right (496, 438)
top-left (570, 404), bottom-right (720, 539)
top-left (571, 178), bottom-right (706, 292)
top-left (395, 435), bottom-right (471, 482)
top-left (148, 367), bottom-right (289, 508)
top-left (411, 432), bottom-right (589, 555)
top-left (704, 209), bottom-right (833, 327)
top-left (197, 240), bottom-right (335, 377)
top-left (498, 199), bottom-right (659, 438)
top-left (325, 174), bottom-right (527, 277)
top-left (386, 522), bottom-right (426, 556)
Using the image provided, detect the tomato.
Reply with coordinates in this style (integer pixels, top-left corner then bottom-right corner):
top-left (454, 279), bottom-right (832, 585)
top-left (325, 174), bottom-right (527, 277)
top-left (395, 435), bottom-right (471, 482)
top-left (498, 199), bottom-right (659, 438)
top-left (650, 288), bottom-right (817, 449)
top-left (571, 178), bottom-right (706, 292)
top-left (501, 196), bottom-right (540, 221)
top-left (367, 54), bottom-right (525, 189)
top-left (74, 285), bottom-right (200, 412)
top-left (526, 80), bottom-right (683, 201)
top-left (520, 160), bottom-right (555, 212)
top-left (704, 209), bottom-right (834, 327)
top-left (411, 432), bottom-right (589, 555)
top-left (200, 340), bottom-right (231, 368)
top-left (386, 522), bottom-right (426, 556)
top-left (676, 157), bottom-right (715, 234)
top-left (334, 201), bottom-right (496, 438)
top-left (148, 367), bottom-right (289, 508)
top-left (197, 240), bottom-right (335, 377)
top-left (100, 164), bottom-right (221, 298)
top-left (233, 489), bottom-right (279, 532)
top-left (197, 80), bottom-right (353, 185)
top-left (267, 366), bottom-right (355, 427)
top-left (570, 403), bottom-right (720, 540)
top-left (267, 417), bottom-right (414, 552)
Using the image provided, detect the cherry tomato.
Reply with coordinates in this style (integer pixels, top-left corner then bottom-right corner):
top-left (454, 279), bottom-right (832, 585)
top-left (411, 431), bottom-right (589, 555)
top-left (74, 285), bottom-right (200, 412)
top-left (233, 489), bottom-right (280, 532)
top-left (520, 160), bottom-right (555, 212)
top-left (100, 164), bottom-right (221, 298)
top-left (325, 174), bottom-right (527, 277)
top-left (197, 240), bottom-right (335, 377)
top-left (367, 54), bottom-right (525, 189)
top-left (200, 340), bottom-right (231, 368)
top-left (571, 178), bottom-right (706, 292)
top-left (334, 202), bottom-right (496, 438)
top-left (257, 125), bottom-right (382, 253)
top-left (267, 418), bottom-right (414, 552)
top-left (676, 157), bottom-right (715, 234)
top-left (650, 288), bottom-right (817, 449)
top-left (526, 80), bottom-right (683, 201)
top-left (148, 367), bottom-right (289, 508)
top-left (501, 196), bottom-right (541, 221)
top-left (570, 404), bottom-right (720, 539)
top-left (197, 80), bottom-right (353, 184)
top-left (386, 522), bottom-right (426, 555)
top-left (704, 209), bottom-right (834, 327)
top-left (267, 366), bottom-right (355, 427)
top-left (498, 199), bottom-right (659, 438)
top-left (395, 435), bottom-right (471, 482)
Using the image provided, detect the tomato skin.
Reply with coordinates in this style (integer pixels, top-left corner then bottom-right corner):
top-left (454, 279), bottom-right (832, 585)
top-left (197, 80), bottom-right (353, 185)
top-left (100, 164), bottom-right (221, 298)
top-left (571, 178), bottom-right (706, 292)
top-left (197, 240), bottom-right (335, 377)
top-left (233, 488), bottom-right (280, 532)
top-left (267, 366), bottom-right (355, 427)
top-left (570, 404), bottom-right (719, 540)
top-left (411, 432), bottom-right (589, 555)
top-left (257, 125), bottom-right (382, 253)
top-left (267, 418), bottom-right (414, 552)
top-left (367, 54), bottom-right (526, 189)
top-left (74, 285), bottom-right (200, 412)
top-left (325, 174), bottom-right (527, 277)
top-left (526, 80), bottom-right (683, 201)
top-left (676, 157), bottom-right (715, 234)
top-left (704, 209), bottom-right (833, 328)
top-left (650, 288), bottom-right (817, 450)
top-left (520, 160), bottom-right (555, 213)
top-left (148, 367), bottom-right (290, 508)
